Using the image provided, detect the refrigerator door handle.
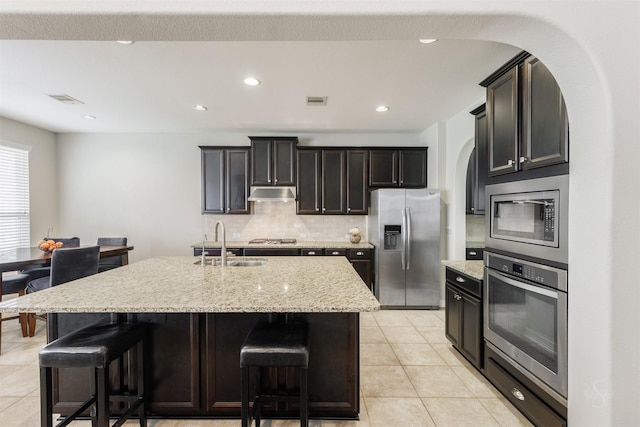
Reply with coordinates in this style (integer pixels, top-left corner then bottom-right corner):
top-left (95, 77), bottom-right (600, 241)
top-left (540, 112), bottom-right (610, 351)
top-left (405, 208), bottom-right (411, 270)
top-left (401, 208), bottom-right (407, 270)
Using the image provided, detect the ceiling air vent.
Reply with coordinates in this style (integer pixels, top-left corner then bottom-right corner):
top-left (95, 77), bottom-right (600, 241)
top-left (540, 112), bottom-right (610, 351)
top-left (306, 96), bottom-right (327, 106)
top-left (48, 94), bottom-right (85, 104)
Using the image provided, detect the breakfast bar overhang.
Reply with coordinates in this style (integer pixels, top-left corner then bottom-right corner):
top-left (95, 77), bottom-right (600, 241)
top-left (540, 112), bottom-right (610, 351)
top-left (0, 256), bottom-right (380, 419)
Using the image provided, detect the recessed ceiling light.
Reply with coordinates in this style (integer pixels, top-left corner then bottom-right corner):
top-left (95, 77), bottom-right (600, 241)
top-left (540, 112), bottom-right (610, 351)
top-left (376, 106), bottom-right (390, 112)
top-left (116, 41), bottom-right (135, 45)
top-left (194, 105), bottom-right (208, 111)
top-left (244, 77), bottom-right (261, 86)
top-left (81, 115), bottom-right (96, 120)
top-left (419, 39), bottom-right (438, 44)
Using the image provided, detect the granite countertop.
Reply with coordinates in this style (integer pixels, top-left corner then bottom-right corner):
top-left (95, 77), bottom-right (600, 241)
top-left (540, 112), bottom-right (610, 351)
top-left (193, 240), bottom-right (374, 249)
top-left (442, 260), bottom-right (484, 281)
top-left (0, 256), bottom-right (380, 314)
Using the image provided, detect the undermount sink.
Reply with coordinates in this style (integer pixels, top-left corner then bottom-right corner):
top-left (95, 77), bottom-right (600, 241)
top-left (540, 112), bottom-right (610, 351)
top-left (195, 257), bottom-right (268, 267)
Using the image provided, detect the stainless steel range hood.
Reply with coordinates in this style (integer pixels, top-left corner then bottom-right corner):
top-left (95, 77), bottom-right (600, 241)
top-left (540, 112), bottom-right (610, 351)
top-left (247, 186), bottom-right (297, 202)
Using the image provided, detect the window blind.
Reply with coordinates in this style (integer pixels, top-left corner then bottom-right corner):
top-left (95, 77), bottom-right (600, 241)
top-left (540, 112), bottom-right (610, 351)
top-left (0, 142), bottom-right (31, 251)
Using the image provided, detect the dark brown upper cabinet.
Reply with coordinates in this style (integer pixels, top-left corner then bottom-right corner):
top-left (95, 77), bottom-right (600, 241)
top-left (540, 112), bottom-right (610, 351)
top-left (468, 104), bottom-right (487, 215)
top-left (296, 148), bottom-right (367, 215)
top-left (296, 149), bottom-right (321, 214)
top-left (369, 149), bottom-right (427, 188)
top-left (322, 150), bottom-right (347, 214)
top-left (200, 147), bottom-right (250, 214)
top-left (346, 150), bottom-right (368, 214)
top-left (249, 136), bottom-right (297, 186)
top-left (481, 52), bottom-right (568, 178)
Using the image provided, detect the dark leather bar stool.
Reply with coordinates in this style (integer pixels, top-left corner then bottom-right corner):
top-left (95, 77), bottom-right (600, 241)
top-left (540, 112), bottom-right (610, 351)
top-left (240, 322), bottom-right (310, 427)
top-left (39, 322), bottom-right (147, 427)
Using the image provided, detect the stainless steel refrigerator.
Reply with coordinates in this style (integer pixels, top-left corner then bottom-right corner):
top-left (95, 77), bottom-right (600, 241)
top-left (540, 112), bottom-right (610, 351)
top-left (368, 189), bottom-right (443, 308)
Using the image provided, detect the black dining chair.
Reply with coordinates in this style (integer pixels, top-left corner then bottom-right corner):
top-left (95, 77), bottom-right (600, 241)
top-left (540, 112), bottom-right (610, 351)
top-left (0, 273), bottom-right (30, 338)
top-left (25, 245), bottom-right (99, 337)
top-left (97, 237), bottom-right (128, 272)
top-left (21, 237), bottom-right (81, 281)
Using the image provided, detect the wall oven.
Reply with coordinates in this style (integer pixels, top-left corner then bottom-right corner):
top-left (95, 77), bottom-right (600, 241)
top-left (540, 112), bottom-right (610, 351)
top-left (485, 174), bottom-right (568, 267)
top-left (484, 251), bottom-right (568, 403)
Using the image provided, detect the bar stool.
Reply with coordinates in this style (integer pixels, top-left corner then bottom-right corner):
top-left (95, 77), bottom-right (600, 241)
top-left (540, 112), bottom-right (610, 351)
top-left (240, 322), bottom-right (310, 427)
top-left (39, 322), bottom-right (147, 427)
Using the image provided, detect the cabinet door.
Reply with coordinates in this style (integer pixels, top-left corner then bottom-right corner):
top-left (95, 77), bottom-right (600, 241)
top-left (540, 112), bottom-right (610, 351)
top-left (445, 285), bottom-right (460, 347)
top-left (273, 139), bottom-right (296, 186)
top-left (474, 108), bottom-right (488, 214)
top-left (399, 149), bottom-right (427, 187)
top-left (226, 149), bottom-right (250, 214)
top-left (250, 139), bottom-right (272, 185)
top-left (202, 148), bottom-right (225, 213)
top-left (459, 291), bottom-right (482, 368)
top-left (369, 150), bottom-right (398, 187)
top-left (138, 313), bottom-right (202, 415)
top-left (296, 150), bottom-right (321, 214)
top-left (322, 150), bottom-right (346, 214)
top-left (346, 150), bottom-right (368, 214)
top-left (487, 67), bottom-right (519, 176)
top-left (350, 259), bottom-right (372, 290)
top-left (521, 56), bottom-right (569, 170)
top-left (465, 148), bottom-right (476, 214)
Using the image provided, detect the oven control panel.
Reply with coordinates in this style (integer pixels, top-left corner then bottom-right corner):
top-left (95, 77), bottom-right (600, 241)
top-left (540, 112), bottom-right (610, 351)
top-left (486, 252), bottom-right (567, 292)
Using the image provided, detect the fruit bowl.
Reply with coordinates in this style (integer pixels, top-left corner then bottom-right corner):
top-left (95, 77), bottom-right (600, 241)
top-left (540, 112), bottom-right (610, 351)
top-left (38, 239), bottom-right (63, 254)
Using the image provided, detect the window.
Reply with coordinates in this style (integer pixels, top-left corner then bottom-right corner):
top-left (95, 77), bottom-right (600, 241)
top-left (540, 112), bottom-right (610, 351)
top-left (0, 141), bottom-right (31, 251)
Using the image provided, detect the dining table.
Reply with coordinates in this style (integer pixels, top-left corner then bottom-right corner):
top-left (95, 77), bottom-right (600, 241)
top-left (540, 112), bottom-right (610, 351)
top-left (0, 245), bottom-right (133, 354)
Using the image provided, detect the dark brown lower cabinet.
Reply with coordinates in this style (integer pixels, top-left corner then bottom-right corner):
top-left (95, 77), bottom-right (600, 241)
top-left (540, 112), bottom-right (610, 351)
top-left (51, 312), bottom-right (360, 420)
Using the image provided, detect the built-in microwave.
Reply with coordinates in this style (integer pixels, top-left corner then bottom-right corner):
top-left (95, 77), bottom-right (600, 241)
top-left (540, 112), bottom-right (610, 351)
top-left (485, 174), bottom-right (568, 267)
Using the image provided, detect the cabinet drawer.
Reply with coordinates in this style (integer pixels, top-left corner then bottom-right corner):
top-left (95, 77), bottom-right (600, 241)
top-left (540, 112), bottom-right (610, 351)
top-left (301, 248), bottom-right (324, 256)
top-left (325, 248), bottom-right (347, 256)
top-left (445, 268), bottom-right (481, 298)
top-left (485, 348), bottom-right (566, 427)
top-left (347, 248), bottom-right (371, 260)
top-left (194, 248), bottom-right (243, 257)
top-left (243, 248), bottom-right (300, 256)
top-left (465, 248), bottom-right (484, 260)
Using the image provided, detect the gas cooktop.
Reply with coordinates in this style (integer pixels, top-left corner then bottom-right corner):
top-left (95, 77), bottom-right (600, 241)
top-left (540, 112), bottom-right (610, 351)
top-left (248, 238), bottom-right (297, 244)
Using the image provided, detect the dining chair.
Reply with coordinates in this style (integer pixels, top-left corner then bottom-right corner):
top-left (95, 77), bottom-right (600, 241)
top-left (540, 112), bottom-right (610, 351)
top-left (1, 273), bottom-right (29, 337)
top-left (97, 237), bottom-right (128, 272)
top-left (25, 245), bottom-right (100, 337)
top-left (20, 237), bottom-right (82, 281)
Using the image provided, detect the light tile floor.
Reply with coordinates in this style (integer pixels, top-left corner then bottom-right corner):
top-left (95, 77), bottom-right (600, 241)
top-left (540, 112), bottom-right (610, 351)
top-left (0, 309), bottom-right (533, 427)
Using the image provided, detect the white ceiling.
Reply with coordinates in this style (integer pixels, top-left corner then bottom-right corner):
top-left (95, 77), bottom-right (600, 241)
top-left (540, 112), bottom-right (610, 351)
top-left (0, 39), bottom-right (520, 133)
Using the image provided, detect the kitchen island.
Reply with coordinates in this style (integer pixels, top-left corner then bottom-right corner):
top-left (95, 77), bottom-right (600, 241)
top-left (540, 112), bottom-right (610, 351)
top-left (0, 256), bottom-right (379, 419)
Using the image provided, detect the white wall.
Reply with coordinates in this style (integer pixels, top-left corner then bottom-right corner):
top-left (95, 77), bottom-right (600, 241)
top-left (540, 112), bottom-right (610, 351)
top-left (55, 131), bottom-right (422, 262)
top-left (2, 1), bottom-right (640, 425)
top-left (0, 117), bottom-right (58, 242)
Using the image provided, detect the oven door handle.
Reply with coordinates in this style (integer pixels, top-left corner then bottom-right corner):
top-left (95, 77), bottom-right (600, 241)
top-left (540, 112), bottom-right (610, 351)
top-left (487, 269), bottom-right (559, 298)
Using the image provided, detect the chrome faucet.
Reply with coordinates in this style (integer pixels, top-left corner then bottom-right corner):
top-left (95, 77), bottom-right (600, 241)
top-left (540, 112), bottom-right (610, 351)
top-left (201, 234), bottom-right (207, 266)
top-left (214, 220), bottom-right (227, 266)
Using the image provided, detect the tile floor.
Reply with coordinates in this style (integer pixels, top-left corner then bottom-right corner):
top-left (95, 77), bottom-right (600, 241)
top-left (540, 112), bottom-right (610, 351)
top-left (0, 309), bottom-right (533, 427)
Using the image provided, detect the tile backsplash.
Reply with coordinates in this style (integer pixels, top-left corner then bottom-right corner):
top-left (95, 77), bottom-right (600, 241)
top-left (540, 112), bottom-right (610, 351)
top-left (203, 202), bottom-right (368, 242)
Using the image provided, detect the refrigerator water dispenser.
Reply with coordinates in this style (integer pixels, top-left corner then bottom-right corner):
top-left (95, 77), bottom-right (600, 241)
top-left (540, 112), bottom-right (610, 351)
top-left (384, 225), bottom-right (402, 250)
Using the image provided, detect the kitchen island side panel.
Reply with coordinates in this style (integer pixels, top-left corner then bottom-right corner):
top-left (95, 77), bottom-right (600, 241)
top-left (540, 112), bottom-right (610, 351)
top-left (51, 312), bottom-right (360, 419)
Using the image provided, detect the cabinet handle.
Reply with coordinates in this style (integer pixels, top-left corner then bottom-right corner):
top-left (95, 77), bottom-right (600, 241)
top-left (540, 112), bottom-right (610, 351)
top-left (268, 179), bottom-right (271, 183)
top-left (508, 159), bottom-right (515, 166)
top-left (226, 208), bottom-right (230, 212)
top-left (331, 251), bottom-right (340, 255)
top-left (347, 207), bottom-right (351, 213)
top-left (322, 207), bottom-right (326, 213)
top-left (316, 207), bottom-right (320, 212)
top-left (274, 178), bottom-right (278, 183)
top-left (308, 251), bottom-right (316, 255)
top-left (519, 156), bottom-right (528, 164)
top-left (469, 251), bottom-right (477, 256)
top-left (454, 294), bottom-right (462, 301)
top-left (511, 388), bottom-right (525, 401)
top-left (455, 276), bottom-right (466, 283)
top-left (356, 251), bottom-right (364, 256)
